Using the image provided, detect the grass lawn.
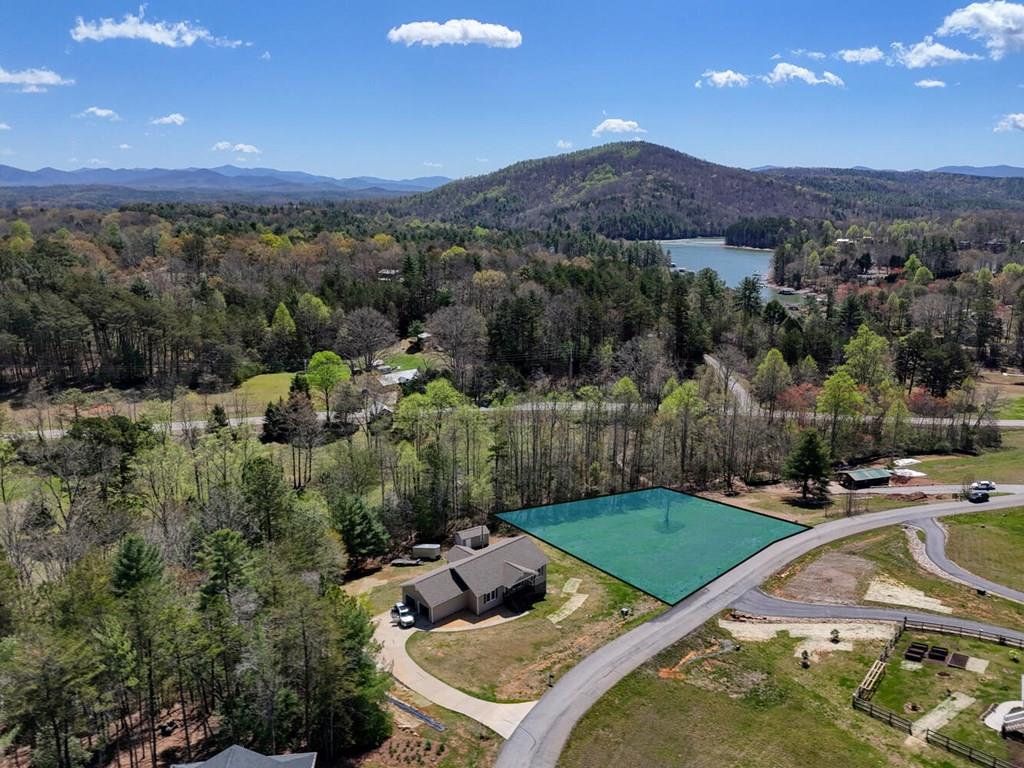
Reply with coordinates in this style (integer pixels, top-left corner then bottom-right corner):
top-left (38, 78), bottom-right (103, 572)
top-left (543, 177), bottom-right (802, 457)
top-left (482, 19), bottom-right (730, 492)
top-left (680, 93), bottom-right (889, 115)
top-left (873, 632), bottom-right (1024, 765)
top-left (914, 430), bottom-right (1024, 485)
top-left (946, 507), bottom-right (1024, 594)
top-left (406, 540), bottom-right (663, 703)
top-left (560, 620), bottom-right (943, 768)
top-left (740, 490), bottom-right (929, 527)
top-left (997, 396), bottom-right (1024, 419)
top-left (386, 352), bottom-right (432, 371)
top-left (769, 525), bottom-right (1024, 631)
top-left (229, 371), bottom-right (303, 408)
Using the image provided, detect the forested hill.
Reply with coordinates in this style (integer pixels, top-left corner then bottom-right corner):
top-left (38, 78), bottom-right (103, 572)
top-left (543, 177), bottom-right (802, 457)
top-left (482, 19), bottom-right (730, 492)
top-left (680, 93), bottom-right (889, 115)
top-left (388, 143), bottom-right (1024, 239)
top-left (758, 166), bottom-right (1024, 219)
top-left (388, 142), bottom-right (834, 239)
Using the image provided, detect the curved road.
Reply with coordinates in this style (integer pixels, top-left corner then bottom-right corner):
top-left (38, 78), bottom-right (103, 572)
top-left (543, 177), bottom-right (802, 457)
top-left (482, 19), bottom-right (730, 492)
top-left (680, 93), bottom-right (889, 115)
top-left (733, 591), bottom-right (1024, 643)
top-left (495, 488), bottom-right (1024, 768)
top-left (915, 517), bottom-right (1024, 604)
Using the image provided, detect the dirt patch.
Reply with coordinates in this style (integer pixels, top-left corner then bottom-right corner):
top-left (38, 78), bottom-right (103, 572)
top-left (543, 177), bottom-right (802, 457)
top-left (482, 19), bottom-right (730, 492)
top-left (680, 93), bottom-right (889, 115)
top-left (864, 575), bottom-right (953, 614)
top-left (775, 551), bottom-right (877, 604)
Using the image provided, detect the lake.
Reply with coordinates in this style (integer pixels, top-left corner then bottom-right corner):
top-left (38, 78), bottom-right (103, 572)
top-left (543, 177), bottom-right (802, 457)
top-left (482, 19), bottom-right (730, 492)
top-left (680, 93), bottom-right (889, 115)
top-left (661, 238), bottom-right (772, 290)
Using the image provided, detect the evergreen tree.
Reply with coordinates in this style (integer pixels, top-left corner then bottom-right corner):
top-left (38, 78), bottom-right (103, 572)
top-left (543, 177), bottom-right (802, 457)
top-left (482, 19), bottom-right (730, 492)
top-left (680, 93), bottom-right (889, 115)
top-left (207, 403), bottom-right (230, 433)
top-left (328, 494), bottom-right (388, 568)
top-left (783, 430), bottom-right (832, 503)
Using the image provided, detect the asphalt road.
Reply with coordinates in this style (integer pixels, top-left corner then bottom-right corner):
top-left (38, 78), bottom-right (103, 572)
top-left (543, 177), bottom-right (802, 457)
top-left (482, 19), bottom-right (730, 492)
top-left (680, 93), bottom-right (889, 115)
top-left (494, 488), bottom-right (1024, 768)
top-left (732, 591), bottom-right (1024, 643)
top-left (915, 516), bottom-right (1024, 604)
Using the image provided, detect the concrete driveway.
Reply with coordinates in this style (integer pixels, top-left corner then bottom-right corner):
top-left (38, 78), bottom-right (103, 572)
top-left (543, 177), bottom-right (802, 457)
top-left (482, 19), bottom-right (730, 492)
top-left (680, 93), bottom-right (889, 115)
top-left (373, 613), bottom-right (536, 738)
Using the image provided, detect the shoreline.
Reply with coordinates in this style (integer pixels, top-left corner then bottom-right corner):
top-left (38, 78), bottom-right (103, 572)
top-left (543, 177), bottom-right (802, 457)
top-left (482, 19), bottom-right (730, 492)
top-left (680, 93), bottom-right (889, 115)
top-left (659, 237), bottom-right (774, 253)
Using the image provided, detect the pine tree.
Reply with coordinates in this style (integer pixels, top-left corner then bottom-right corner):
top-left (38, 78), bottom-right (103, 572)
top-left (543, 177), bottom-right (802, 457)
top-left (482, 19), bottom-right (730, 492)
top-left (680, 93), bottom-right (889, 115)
top-left (783, 430), bottom-right (832, 503)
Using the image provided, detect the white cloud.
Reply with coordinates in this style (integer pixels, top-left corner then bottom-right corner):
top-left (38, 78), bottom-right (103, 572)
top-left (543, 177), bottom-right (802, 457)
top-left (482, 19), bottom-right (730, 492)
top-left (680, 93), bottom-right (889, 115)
top-left (423, 161), bottom-right (444, 168)
top-left (837, 46), bottom-right (885, 64)
top-left (71, 6), bottom-right (242, 48)
top-left (78, 106), bottom-right (121, 120)
top-left (151, 113), bottom-right (187, 126)
top-left (762, 62), bottom-right (844, 86)
top-left (118, 143), bottom-right (132, 150)
top-left (0, 148), bottom-right (14, 157)
top-left (914, 78), bottom-right (947, 87)
top-left (211, 141), bottom-right (261, 153)
top-left (387, 19), bottom-right (522, 48)
top-left (790, 48), bottom-right (827, 60)
top-left (88, 158), bottom-right (107, 165)
top-left (891, 36), bottom-right (981, 68)
top-left (0, 123), bottom-right (9, 131)
top-left (476, 157), bottom-right (489, 163)
top-left (592, 118), bottom-right (647, 136)
top-left (556, 139), bottom-right (573, 149)
top-left (695, 69), bottom-right (750, 88)
top-left (260, 51), bottom-right (271, 60)
top-left (0, 65), bottom-right (74, 88)
top-left (938, 1), bottom-right (1024, 59)
top-left (770, 52), bottom-right (782, 60)
top-left (995, 112), bottom-right (1024, 131)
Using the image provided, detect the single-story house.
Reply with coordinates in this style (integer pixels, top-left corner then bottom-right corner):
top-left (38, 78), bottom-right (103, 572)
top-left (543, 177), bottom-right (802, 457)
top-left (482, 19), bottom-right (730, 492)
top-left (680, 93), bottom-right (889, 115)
top-left (402, 536), bottom-right (547, 624)
top-left (173, 746), bottom-right (316, 768)
top-left (453, 524), bottom-right (490, 550)
top-left (836, 468), bottom-right (892, 490)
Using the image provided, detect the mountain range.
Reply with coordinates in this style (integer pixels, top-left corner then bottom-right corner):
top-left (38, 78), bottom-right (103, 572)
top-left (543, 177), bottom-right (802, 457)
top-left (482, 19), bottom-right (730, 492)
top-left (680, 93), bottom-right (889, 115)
top-left (0, 164), bottom-right (450, 196)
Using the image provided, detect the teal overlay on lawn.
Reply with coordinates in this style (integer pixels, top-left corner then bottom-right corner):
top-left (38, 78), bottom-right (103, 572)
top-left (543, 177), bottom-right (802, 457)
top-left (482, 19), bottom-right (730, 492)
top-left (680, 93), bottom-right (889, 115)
top-left (497, 488), bottom-right (807, 604)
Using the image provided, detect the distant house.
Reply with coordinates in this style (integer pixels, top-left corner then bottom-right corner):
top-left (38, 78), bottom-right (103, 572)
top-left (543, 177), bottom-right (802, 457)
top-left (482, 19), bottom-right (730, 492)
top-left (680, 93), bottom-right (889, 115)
top-left (173, 746), bottom-right (316, 768)
top-left (453, 524), bottom-right (490, 550)
top-left (836, 468), bottom-right (892, 490)
top-left (377, 268), bottom-right (402, 282)
top-left (378, 369), bottom-right (420, 387)
top-left (401, 536), bottom-right (547, 623)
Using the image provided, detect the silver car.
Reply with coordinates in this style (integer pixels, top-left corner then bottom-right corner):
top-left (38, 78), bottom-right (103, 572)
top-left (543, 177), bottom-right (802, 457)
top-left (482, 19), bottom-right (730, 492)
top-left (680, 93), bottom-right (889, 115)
top-left (391, 602), bottom-right (415, 628)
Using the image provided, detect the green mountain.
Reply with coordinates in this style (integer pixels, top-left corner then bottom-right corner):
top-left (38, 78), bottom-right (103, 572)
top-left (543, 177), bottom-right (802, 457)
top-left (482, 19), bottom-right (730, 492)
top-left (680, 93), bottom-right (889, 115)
top-left (392, 142), bottom-right (1024, 239)
top-left (392, 142), bottom-right (834, 239)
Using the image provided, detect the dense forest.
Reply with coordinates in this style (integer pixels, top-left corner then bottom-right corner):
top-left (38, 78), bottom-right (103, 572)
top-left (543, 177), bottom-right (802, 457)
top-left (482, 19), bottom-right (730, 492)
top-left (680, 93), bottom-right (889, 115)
top-left (0, 192), bottom-right (1022, 768)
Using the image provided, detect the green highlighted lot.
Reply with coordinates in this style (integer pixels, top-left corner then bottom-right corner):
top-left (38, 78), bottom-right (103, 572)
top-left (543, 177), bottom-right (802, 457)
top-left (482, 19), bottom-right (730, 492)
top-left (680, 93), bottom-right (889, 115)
top-left (497, 488), bottom-right (807, 604)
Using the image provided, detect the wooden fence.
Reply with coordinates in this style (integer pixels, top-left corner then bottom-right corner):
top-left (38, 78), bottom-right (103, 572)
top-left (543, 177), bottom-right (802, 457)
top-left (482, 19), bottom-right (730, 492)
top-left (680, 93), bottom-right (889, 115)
top-left (902, 618), bottom-right (1024, 650)
top-left (924, 731), bottom-right (1016, 768)
top-left (851, 696), bottom-right (912, 734)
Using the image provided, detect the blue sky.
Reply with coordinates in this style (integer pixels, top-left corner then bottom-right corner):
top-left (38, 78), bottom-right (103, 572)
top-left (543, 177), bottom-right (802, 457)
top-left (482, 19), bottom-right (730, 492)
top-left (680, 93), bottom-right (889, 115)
top-left (0, 0), bottom-right (1022, 177)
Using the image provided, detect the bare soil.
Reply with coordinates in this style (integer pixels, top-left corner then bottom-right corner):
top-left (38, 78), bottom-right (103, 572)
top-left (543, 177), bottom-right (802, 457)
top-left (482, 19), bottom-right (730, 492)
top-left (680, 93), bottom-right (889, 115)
top-left (774, 551), bottom-right (877, 604)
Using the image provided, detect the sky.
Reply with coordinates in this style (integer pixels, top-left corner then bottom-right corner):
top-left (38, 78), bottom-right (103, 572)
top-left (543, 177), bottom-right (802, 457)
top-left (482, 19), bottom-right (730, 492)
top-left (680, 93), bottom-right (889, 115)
top-left (0, 0), bottom-right (1022, 178)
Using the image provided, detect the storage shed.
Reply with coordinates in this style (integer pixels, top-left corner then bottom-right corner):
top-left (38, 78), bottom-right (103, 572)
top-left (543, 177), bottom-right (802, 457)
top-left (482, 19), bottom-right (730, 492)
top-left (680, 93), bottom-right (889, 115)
top-left (453, 525), bottom-right (490, 550)
top-left (836, 468), bottom-right (892, 490)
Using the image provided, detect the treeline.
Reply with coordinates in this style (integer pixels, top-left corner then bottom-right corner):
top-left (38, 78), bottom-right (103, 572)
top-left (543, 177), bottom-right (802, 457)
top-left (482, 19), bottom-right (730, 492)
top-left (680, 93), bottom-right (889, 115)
top-left (0, 210), bottom-right (662, 392)
top-left (0, 411), bottom-right (391, 768)
top-left (725, 217), bottom-right (800, 250)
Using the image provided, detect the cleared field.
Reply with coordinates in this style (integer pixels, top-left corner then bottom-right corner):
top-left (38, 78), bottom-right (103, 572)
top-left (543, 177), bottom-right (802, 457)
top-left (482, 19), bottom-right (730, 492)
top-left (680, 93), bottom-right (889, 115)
top-left (914, 430), bottom-right (1024, 485)
top-left (405, 540), bottom-right (662, 703)
top-left (560, 621), bottom-right (936, 768)
top-left (498, 489), bottom-right (806, 603)
top-left (997, 396), bottom-right (1024, 419)
top-left (946, 507), bottom-right (1024, 594)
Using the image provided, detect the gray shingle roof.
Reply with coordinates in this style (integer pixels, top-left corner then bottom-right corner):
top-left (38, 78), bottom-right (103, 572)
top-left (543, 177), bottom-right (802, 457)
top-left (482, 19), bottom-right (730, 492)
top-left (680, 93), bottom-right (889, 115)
top-left (456, 524), bottom-right (489, 539)
top-left (446, 544), bottom-right (476, 563)
top-left (404, 536), bottom-right (547, 608)
top-left (173, 746), bottom-right (316, 768)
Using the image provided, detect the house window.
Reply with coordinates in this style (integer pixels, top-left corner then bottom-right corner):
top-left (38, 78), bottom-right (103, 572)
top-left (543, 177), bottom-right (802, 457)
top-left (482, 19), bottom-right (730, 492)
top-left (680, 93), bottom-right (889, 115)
top-left (482, 588), bottom-right (499, 603)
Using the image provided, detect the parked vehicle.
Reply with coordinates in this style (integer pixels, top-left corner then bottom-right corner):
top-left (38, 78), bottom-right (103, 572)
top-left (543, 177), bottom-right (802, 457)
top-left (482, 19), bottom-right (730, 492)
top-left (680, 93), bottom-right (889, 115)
top-left (970, 480), bottom-right (997, 491)
top-left (967, 490), bottom-right (990, 503)
top-left (391, 602), bottom-right (416, 628)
